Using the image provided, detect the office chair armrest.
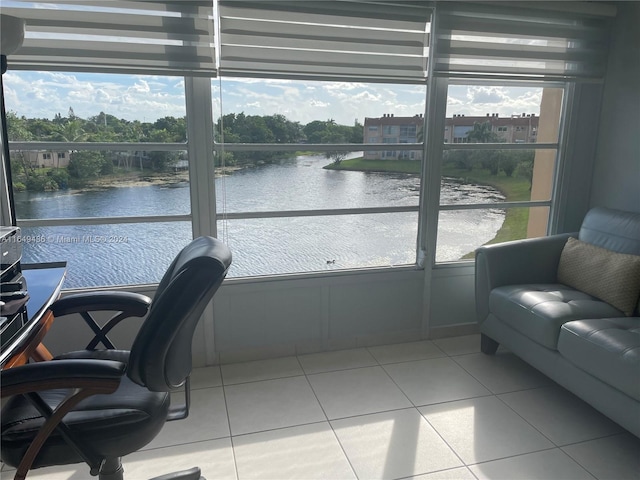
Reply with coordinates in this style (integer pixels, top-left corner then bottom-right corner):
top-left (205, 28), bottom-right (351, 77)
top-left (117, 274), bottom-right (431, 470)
top-left (51, 291), bottom-right (151, 317)
top-left (50, 292), bottom-right (152, 350)
top-left (1, 359), bottom-right (125, 397)
top-left (1, 360), bottom-right (126, 478)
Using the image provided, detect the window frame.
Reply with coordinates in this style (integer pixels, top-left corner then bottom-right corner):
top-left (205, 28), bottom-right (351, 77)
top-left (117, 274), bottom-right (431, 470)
top-left (4, 1), bottom-right (609, 285)
top-left (421, 76), bottom-right (571, 267)
top-left (10, 75), bottom-right (428, 285)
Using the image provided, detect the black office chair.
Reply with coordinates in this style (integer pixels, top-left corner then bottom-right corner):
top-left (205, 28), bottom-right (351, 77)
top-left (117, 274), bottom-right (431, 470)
top-left (1, 236), bottom-right (232, 480)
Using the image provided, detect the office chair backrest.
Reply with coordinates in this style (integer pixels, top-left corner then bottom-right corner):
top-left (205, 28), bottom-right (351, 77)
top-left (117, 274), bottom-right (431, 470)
top-left (127, 236), bottom-right (232, 391)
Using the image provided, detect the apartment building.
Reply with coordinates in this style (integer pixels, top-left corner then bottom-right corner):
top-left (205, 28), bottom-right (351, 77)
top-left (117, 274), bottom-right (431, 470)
top-left (445, 113), bottom-right (539, 143)
top-left (363, 114), bottom-right (423, 159)
top-left (364, 112), bottom-right (539, 161)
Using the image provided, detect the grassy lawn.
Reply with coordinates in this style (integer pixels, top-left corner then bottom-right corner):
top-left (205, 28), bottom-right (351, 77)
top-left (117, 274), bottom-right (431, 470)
top-left (441, 164), bottom-right (531, 245)
top-left (328, 158), bottom-right (532, 252)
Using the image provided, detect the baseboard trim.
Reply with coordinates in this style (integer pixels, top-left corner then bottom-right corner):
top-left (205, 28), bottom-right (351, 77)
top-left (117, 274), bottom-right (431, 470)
top-left (428, 323), bottom-right (479, 340)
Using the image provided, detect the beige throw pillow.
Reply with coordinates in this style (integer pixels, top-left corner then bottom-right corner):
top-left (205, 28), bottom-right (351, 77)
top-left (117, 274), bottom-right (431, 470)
top-left (557, 237), bottom-right (640, 316)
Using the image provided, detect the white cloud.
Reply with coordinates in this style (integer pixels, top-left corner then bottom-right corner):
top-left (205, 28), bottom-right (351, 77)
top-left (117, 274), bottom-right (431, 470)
top-left (352, 91), bottom-right (381, 102)
top-left (323, 82), bottom-right (367, 93)
top-left (6, 72), bottom-right (428, 125)
top-left (5, 71), bottom-right (185, 121)
top-left (128, 80), bottom-right (150, 94)
top-left (447, 85), bottom-right (543, 117)
top-left (466, 86), bottom-right (507, 104)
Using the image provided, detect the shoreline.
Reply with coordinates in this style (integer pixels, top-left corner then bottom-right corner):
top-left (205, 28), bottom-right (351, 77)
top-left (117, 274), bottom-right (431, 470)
top-left (71, 166), bottom-right (244, 191)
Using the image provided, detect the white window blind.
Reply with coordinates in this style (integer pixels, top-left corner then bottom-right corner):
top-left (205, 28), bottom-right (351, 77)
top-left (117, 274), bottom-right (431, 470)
top-left (2, 1), bottom-right (216, 77)
top-left (218, 0), bottom-right (431, 83)
top-left (434, 2), bottom-right (614, 80)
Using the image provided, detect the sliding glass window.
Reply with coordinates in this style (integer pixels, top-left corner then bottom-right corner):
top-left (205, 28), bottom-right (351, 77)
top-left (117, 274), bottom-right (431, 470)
top-left (436, 83), bottom-right (564, 263)
top-left (214, 78), bottom-right (426, 277)
top-left (5, 71), bottom-right (192, 288)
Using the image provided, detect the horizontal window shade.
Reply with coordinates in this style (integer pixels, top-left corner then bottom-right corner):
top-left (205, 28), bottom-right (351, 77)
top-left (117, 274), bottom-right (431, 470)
top-left (3, 1), bottom-right (216, 77)
top-left (218, 1), bottom-right (431, 83)
top-left (434, 2), bottom-right (613, 80)
top-left (4, 1), bottom-right (616, 81)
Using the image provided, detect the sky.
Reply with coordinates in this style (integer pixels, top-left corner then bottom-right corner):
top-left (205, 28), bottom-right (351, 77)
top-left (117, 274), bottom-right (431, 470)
top-left (4, 71), bottom-right (544, 126)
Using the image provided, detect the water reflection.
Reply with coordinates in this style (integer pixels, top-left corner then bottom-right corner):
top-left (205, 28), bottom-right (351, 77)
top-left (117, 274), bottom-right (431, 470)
top-left (15, 155), bottom-right (504, 287)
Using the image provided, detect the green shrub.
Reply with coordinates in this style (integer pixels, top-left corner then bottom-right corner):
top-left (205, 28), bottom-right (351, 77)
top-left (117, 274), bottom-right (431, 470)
top-left (47, 168), bottom-right (70, 189)
top-left (68, 151), bottom-right (105, 178)
top-left (26, 174), bottom-right (58, 191)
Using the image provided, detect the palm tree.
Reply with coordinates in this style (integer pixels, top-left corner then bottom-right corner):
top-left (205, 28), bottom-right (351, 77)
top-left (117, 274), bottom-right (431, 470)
top-left (51, 119), bottom-right (87, 143)
top-left (466, 121), bottom-right (498, 143)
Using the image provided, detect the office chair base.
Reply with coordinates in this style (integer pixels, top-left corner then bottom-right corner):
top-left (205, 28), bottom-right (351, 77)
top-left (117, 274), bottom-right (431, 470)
top-left (99, 457), bottom-right (124, 480)
top-left (150, 466), bottom-right (204, 480)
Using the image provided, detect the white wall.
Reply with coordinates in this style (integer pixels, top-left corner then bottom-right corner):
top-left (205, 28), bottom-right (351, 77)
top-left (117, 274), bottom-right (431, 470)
top-left (45, 270), bottom-right (427, 367)
top-left (212, 268), bottom-right (425, 364)
top-left (589, 1), bottom-right (640, 213)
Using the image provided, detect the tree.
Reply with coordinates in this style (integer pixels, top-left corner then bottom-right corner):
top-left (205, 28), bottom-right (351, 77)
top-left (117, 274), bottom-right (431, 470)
top-left (50, 119), bottom-right (87, 142)
top-left (303, 120), bottom-right (330, 143)
top-left (321, 121), bottom-right (349, 164)
top-left (6, 111), bottom-right (32, 141)
top-left (26, 118), bottom-right (57, 138)
top-left (6, 112), bottom-right (37, 182)
top-left (349, 120), bottom-right (364, 143)
top-left (67, 151), bottom-right (105, 179)
top-left (263, 114), bottom-right (302, 143)
top-left (47, 168), bottom-right (70, 189)
top-left (147, 151), bottom-right (179, 172)
top-left (514, 150), bottom-right (535, 186)
top-left (153, 116), bottom-right (186, 142)
top-left (443, 150), bottom-right (474, 171)
top-left (465, 121), bottom-right (503, 175)
top-left (466, 121), bottom-right (499, 143)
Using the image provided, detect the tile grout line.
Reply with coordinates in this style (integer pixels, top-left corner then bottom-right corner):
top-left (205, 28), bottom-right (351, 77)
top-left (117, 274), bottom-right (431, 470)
top-left (295, 354), bottom-right (361, 480)
top-left (220, 374), bottom-right (241, 480)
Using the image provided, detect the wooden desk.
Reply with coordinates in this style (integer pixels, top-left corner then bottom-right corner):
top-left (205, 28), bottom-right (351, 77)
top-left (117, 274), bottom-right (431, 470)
top-left (0, 262), bottom-right (66, 369)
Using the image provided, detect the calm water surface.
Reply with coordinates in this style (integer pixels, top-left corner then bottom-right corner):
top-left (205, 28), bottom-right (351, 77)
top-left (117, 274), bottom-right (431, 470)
top-left (15, 154), bottom-right (505, 287)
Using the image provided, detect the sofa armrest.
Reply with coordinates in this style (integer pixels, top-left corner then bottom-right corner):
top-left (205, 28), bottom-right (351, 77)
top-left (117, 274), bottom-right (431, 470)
top-left (475, 233), bottom-right (576, 323)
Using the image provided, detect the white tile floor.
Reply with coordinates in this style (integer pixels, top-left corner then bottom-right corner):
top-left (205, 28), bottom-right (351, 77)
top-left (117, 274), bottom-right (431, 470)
top-left (3, 334), bottom-right (639, 480)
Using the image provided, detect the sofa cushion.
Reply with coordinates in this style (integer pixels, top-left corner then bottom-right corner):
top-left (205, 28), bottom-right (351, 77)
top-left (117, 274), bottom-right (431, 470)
top-left (558, 318), bottom-right (640, 401)
top-left (490, 284), bottom-right (623, 350)
top-left (558, 237), bottom-right (640, 316)
top-left (579, 207), bottom-right (640, 255)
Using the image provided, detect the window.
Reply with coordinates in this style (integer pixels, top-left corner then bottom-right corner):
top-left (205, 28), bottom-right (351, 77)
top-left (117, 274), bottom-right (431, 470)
top-left (7, 72), bottom-right (191, 288)
top-left (215, 78), bottom-right (426, 277)
top-left (436, 83), bottom-right (564, 263)
top-left (400, 125), bottom-right (417, 137)
top-left (3, 0), bottom-right (612, 286)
